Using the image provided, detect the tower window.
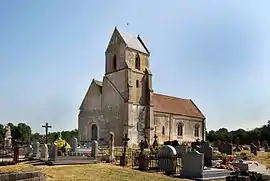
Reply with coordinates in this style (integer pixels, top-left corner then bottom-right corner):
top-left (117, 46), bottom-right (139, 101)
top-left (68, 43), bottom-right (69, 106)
top-left (135, 54), bottom-right (140, 70)
top-left (162, 126), bottom-right (165, 135)
top-left (177, 123), bottom-right (183, 136)
top-left (194, 124), bottom-right (200, 137)
top-left (136, 80), bottom-right (139, 88)
top-left (112, 54), bottom-right (117, 70)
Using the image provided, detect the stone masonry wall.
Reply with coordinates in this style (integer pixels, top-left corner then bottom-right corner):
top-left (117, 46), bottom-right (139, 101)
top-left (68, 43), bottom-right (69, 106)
top-left (0, 171), bottom-right (46, 181)
top-left (154, 112), bottom-right (203, 144)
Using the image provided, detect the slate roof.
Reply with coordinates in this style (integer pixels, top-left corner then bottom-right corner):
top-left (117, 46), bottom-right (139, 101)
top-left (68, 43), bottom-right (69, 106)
top-left (118, 29), bottom-right (149, 55)
top-left (152, 93), bottom-right (205, 119)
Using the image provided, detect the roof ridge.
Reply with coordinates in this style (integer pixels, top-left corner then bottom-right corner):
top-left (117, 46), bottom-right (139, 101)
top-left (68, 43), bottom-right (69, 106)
top-left (153, 92), bottom-right (190, 101)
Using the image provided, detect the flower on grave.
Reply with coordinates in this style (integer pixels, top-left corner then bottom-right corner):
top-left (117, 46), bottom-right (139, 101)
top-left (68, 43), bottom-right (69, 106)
top-left (54, 135), bottom-right (71, 150)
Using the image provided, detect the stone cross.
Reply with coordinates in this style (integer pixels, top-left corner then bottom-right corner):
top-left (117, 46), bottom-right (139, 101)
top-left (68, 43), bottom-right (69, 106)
top-left (152, 128), bottom-right (158, 148)
top-left (42, 123), bottom-right (52, 144)
top-left (143, 129), bottom-right (149, 148)
top-left (139, 140), bottom-right (145, 154)
top-left (120, 134), bottom-right (129, 166)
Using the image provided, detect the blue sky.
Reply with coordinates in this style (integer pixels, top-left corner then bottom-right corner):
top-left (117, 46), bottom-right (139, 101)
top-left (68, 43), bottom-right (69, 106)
top-left (0, 1), bottom-right (269, 133)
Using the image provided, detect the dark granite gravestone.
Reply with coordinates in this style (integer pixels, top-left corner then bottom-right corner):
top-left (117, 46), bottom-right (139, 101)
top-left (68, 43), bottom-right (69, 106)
top-left (250, 143), bottom-right (257, 156)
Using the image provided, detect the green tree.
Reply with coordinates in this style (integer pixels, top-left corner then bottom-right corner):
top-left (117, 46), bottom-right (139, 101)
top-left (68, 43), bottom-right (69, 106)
top-left (0, 124), bottom-right (4, 142)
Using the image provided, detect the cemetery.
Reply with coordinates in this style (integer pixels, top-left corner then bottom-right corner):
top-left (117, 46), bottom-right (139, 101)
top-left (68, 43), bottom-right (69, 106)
top-left (1, 123), bottom-right (270, 181)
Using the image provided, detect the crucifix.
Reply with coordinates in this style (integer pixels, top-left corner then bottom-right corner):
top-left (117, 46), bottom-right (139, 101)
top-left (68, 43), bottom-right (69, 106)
top-left (121, 133), bottom-right (130, 166)
top-left (153, 127), bottom-right (158, 148)
top-left (143, 128), bottom-right (149, 148)
top-left (42, 122), bottom-right (52, 144)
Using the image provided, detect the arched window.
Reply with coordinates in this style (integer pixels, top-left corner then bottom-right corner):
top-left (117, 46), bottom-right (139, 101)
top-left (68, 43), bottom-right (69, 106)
top-left (91, 124), bottom-right (98, 141)
top-left (112, 54), bottom-right (117, 70)
top-left (135, 54), bottom-right (140, 70)
top-left (194, 124), bottom-right (199, 137)
top-left (177, 123), bottom-right (183, 136)
top-left (136, 80), bottom-right (139, 88)
top-left (162, 126), bottom-right (165, 135)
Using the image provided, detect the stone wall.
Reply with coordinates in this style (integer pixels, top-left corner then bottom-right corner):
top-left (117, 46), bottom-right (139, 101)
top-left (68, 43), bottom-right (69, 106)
top-left (154, 112), bottom-right (204, 144)
top-left (0, 171), bottom-right (46, 181)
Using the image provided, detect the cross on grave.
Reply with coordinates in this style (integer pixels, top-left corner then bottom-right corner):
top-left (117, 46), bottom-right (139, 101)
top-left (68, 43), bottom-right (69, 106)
top-left (152, 127), bottom-right (158, 148)
top-left (42, 122), bottom-right (52, 144)
top-left (143, 129), bottom-right (149, 148)
top-left (120, 134), bottom-right (130, 166)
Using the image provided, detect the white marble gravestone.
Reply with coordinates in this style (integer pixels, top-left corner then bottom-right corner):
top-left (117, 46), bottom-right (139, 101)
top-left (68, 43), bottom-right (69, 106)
top-left (4, 125), bottom-right (12, 147)
top-left (33, 142), bottom-right (40, 158)
top-left (158, 145), bottom-right (177, 174)
top-left (41, 144), bottom-right (49, 161)
top-left (109, 132), bottom-right (115, 161)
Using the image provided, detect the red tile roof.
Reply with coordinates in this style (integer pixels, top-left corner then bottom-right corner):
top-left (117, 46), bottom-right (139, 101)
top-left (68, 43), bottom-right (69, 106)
top-left (153, 93), bottom-right (205, 119)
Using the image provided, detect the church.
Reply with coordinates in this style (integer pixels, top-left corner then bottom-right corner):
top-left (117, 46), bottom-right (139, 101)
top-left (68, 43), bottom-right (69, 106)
top-left (78, 27), bottom-right (206, 147)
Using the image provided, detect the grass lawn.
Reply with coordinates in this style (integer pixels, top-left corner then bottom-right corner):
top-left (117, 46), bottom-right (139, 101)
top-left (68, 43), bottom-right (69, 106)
top-left (39, 164), bottom-right (190, 181)
top-left (0, 163), bottom-right (189, 181)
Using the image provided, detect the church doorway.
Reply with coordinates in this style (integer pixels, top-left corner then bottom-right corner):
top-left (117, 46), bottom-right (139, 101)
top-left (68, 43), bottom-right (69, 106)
top-left (91, 124), bottom-right (98, 141)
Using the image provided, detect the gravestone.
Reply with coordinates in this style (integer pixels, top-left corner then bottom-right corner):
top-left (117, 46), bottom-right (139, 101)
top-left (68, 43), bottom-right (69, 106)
top-left (250, 143), bottom-right (257, 155)
top-left (180, 150), bottom-right (204, 178)
top-left (71, 137), bottom-right (78, 152)
top-left (219, 143), bottom-right (233, 155)
top-left (232, 160), bottom-right (268, 173)
top-left (180, 150), bottom-right (231, 180)
top-left (158, 145), bottom-right (177, 175)
top-left (263, 141), bottom-right (268, 150)
top-left (4, 125), bottom-right (12, 147)
top-left (200, 142), bottom-right (213, 167)
top-left (26, 145), bottom-right (33, 159)
top-left (49, 143), bottom-right (58, 161)
top-left (175, 144), bottom-right (188, 157)
top-left (109, 131), bottom-right (115, 162)
top-left (256, 141), bottom-right (261, 151)
top-left (33, 142), bottom-right (40, 158)
top-left (234, 137), bottom-right (242, 152)
top-left (40, 144), bottom-right (48, 161)
top-left (120, 134), bottom-right (129, 166)
top-left (138, 140), bottom-right (148, 171)
top-left (91, 140), bottom-right (98, 158)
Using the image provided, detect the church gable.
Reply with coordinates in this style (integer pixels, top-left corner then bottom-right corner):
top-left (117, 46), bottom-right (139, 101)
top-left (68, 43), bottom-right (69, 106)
top-left (79, 79), bottom-right (103, 111)
top-left (153, 93), bottom-right (205, 119)
top-left (106, 27), bottom-right (149, 55)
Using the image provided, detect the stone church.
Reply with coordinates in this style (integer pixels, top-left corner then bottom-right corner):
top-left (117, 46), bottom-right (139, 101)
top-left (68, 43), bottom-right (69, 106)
top-left (78, 27), bottom-right (206, 147)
